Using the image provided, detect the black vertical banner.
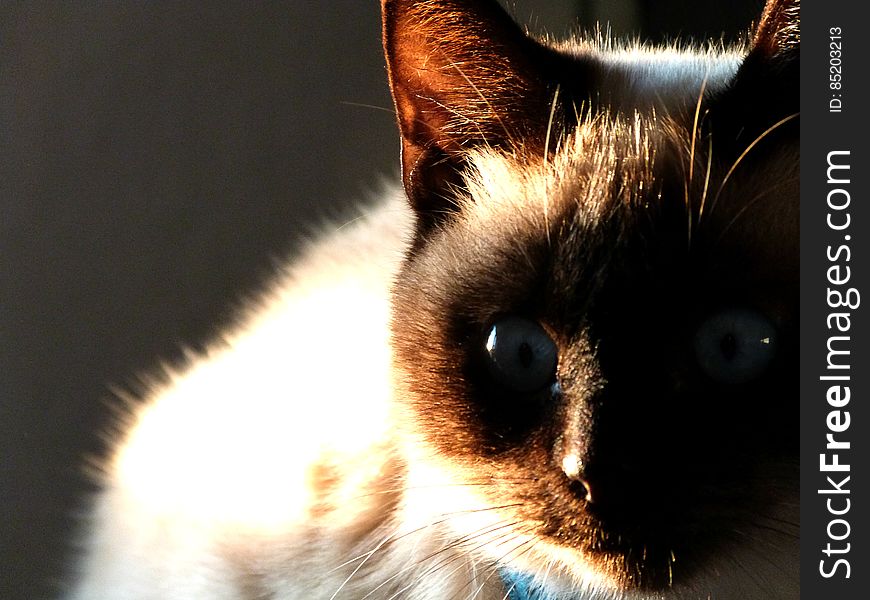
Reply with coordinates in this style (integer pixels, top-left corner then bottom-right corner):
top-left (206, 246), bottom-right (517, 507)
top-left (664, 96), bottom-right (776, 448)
top-left (802, 0), bottom-right (869, 598)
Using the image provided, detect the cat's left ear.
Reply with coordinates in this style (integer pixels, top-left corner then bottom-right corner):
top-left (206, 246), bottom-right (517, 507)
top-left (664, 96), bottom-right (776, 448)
top-left (382, 0), bottom-right (558, 227)
top-left (751, 0), bottom-right (800, 57)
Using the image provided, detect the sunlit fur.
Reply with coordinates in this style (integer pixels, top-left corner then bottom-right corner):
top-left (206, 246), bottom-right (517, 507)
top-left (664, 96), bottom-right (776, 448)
top-left (553, 37), bottom-right (744, 112)
top-left (69, 125), bottom-right (797, 600)
top-left (390, 119), bottom-right (798, 596)
top-left (67, 1), bottom-right (798, 599)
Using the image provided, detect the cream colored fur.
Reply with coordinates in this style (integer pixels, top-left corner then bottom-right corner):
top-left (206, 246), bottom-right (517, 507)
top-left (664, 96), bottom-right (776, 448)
top-left (66, 31), bottom-right (796, 600)
top-left (68, 192), bottom-right (519, 599)
top-left (68, 144), bottom-right (797, 600)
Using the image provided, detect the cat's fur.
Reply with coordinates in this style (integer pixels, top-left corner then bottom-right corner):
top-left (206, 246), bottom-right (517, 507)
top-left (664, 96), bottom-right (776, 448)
top-left (67, 1), bottom-right (799, 598)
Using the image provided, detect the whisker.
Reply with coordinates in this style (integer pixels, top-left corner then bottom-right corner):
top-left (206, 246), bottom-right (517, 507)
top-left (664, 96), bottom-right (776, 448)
top-left (339, 100), bottom-right (397, 115)
top-left (712, 180), bottom-right (791, 245)
top-left (708, 112), bottom-right (798, 217)
top-left (465, 537), bottom-right (539, 600)
top-left (757, 515), bottom-right (800, 528)
top-left (688, 76), bottom-right (709, 188)
top-left (697, 133), bottom-right (714, 224)
top-left (542, 84), bottom-right (562, 248)
top-left (385, 524), bottom-right (532, 600)
top-left (746, 522), bottom-right (800, 539)
top-left (420, 522), bottom-right (528, 583)
top-left (328, 525), bottom-right (399, 600)
top-left (500, 579), bottom-right (519, 600)
top-left (329, 503), bottom-right (527, 575)
top-left (334, 207), bottom-right (412, 232)
top-left (363, 520), bottom-right (523, 600)
top-left (722, 547), bottom-right (774, 598)
top-left (727, 528), bottom-right (796, 579)
top-left (347, 480), bottom-right (536, 501)
top-left (449, 61), bottom-right (516, 151)
top-left (420, 92), bottom-right (491, 150)
top-left (508, 550), bottom-right (555, 600)
top-left (684, 77), bottom-right (708, 248)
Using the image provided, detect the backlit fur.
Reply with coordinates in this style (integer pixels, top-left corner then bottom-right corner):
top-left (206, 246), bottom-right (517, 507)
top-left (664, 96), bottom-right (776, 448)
top-left (66, 1), bottom-right (799, 598)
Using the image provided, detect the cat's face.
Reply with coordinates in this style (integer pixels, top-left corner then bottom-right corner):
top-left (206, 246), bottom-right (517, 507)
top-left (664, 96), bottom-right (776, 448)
top-left (384, 0), bottom-right (798, 595)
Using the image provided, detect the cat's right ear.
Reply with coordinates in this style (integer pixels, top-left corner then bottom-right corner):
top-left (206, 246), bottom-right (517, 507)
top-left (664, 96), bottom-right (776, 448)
top-left (382, 0), bottom-right (554, 227)
top-left (717, 0), bottom-right (799, 144)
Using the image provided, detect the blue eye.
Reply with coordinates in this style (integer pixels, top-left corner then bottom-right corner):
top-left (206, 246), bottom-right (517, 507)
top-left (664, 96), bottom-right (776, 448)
top-left (693, 308), bottom-right (777, 384)
top-left (485, 317), bottom-right (558, 393)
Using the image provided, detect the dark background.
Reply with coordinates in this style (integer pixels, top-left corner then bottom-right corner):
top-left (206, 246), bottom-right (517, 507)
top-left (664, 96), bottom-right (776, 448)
top-left (0, 1), bottom-right (761, 596)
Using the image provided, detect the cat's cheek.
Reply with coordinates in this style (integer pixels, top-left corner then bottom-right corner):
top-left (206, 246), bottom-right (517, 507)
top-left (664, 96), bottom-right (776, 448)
top-left (400, 452), bottom-right (541, 586)
top-left (399, 441), bottom-right (618, 594)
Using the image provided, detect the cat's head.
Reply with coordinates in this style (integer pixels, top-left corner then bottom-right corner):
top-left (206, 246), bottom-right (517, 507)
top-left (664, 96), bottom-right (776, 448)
top-left (384, 0), bottom-right (798, 595)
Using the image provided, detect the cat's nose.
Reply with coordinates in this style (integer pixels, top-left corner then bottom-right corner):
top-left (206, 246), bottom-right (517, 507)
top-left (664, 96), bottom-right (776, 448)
top-left (561, 453), bottom-right (593, 502)
top-left (562, 456), bottom-right (656, 511)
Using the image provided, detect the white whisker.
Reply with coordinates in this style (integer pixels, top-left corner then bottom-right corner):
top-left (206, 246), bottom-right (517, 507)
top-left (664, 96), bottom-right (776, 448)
top-left (543, 84), bottom-right (562, 247)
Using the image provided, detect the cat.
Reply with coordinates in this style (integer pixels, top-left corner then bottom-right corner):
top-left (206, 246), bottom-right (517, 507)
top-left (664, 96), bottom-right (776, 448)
top-left (66, 0), bottom-right (799, 598)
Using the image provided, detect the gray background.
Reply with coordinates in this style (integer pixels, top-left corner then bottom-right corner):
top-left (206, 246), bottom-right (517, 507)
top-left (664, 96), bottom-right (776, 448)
top-left (0, 1), bottom-right (760, 596)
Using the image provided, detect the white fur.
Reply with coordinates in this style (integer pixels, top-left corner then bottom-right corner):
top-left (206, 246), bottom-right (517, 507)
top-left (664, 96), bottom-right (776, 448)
top-left (554, 38), bottom-right (744, 112)
top-left (66, 29), bottom-right (795, 600)
top-left (67, 151), bottom-right (797, 600)
top-left (67, 192), bottom-right (532, 599)
top-left (68, 193), bottom-right (429, 598)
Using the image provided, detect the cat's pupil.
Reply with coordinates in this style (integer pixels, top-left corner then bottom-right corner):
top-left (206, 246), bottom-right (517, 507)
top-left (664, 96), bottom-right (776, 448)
top-left (484, 317), bottom-right (557, 394)
top-left (518, 342), bottom-right (534, 368)
top-left (719, 333), bottom-right (738, 361)
top-left (693, 308), bottom-right (777, 385)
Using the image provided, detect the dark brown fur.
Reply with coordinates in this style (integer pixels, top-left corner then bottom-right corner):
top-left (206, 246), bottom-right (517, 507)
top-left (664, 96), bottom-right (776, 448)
top-left (384, 0), bottom-right (798, 592)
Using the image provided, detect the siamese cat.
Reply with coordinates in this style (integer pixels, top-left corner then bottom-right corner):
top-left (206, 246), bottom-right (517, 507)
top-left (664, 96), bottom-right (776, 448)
top-left (67, 0), bottom-right (799, 598)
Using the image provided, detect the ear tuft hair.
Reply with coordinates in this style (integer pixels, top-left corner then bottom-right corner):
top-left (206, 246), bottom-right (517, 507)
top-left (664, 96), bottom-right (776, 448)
top-left (752, 0), bottom-right (799, 58)
top-left (381, 0), bottom-right (555, 225)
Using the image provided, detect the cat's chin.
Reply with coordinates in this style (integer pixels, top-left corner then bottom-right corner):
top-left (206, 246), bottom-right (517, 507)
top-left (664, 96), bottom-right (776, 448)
top-left (402, 451), bottom-right (797, 600)
top-left (400, 453), bottom-right (619, 597)
top-left (488, 531), bottom-right (797, 600)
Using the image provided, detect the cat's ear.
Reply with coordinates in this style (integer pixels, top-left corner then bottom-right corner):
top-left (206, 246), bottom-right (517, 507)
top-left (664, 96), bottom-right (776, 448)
top-left (719, 0), bottom-right (799, 140)
top-left (382, 0), bottom-right (554, 223)
top-left (751, 0), bottom-right (799, 60)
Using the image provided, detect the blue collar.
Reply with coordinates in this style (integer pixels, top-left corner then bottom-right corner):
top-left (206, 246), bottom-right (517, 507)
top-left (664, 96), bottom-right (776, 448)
top-left (499, 568), bottom-right (552, 600)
